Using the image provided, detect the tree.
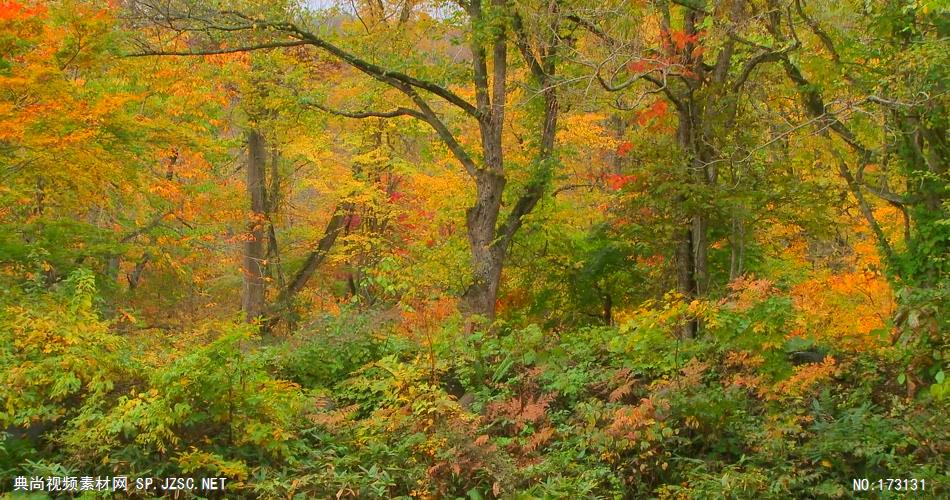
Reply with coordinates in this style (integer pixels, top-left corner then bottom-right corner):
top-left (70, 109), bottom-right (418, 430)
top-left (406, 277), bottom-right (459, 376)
top-left (575, 0), bottom-right (795, 336)
top-left (126, 0), bottom-right (574, 326)
top-left (241, 128), bottom-right (267, 321)
top-left (775, 0), bottom-right (947, 286)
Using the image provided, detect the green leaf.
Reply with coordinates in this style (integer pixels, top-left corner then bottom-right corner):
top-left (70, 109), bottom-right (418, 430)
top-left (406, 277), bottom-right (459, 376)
top-left (492, 354), bottom-right (515, 383)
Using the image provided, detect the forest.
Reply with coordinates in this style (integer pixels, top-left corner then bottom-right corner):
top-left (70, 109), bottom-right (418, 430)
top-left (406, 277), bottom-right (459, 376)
top-left (0, 0), bottom-right (947, 498)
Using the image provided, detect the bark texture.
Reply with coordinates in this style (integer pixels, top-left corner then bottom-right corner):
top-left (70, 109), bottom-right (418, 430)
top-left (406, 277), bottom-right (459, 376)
top-left (241, 129), bottom-right (267, 322)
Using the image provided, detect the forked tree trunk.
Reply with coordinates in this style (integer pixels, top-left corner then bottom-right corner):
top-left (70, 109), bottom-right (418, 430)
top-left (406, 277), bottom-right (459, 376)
top-left (459, 57), bottom-right (558, 326)
top-left (460, 170), bottom-right (506, 323)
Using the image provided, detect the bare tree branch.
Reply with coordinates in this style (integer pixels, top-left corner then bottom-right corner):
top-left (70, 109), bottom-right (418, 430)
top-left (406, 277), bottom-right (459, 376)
top-left (128, 40), bottom-right (311, 56)
top-left (732, 41), bottom-right (799, 92)
top-left (282, 24), bottom-right (483, 120)
top-left (513, 12), bottom-right (545, 79)
top-left (305, 101), bottom-right (426, 120)
top-left (127, 2), bottom-right (482, 120)
top-left (399, 85), bottom-right (480, 177)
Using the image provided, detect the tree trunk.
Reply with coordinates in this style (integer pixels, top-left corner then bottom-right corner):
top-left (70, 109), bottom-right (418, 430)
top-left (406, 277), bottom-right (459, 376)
top-left (241, 129), bottom-right (267, 322)
top-left (692, 213), bottom-right (709, 296)
top-left (729, 213), bottom-right (745, 281)
top-left (459, 0), bottom-right (509, 326)
top-left (675, 109), bottom-right (703, 337)
top-left (675, 226), bottom-right (698, 338)
top-left (278, 203), bottom-right (350, 304)
top-left (460, 169), bottom-right (506, 324)
top-left (459, 62), bottom-right (558, 327)
top-left (128, 253), bottom-right (150, 290)
top-left (265, 146), bottom-right (285, 290)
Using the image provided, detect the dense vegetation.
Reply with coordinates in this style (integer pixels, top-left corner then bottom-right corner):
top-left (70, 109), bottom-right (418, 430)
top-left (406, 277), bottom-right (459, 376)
top-left (0, 0), bottom-right (947, 497)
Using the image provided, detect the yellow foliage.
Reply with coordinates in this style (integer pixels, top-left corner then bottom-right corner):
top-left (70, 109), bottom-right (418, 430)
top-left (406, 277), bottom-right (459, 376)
top-left (790, 267), bottom-right (894, 351)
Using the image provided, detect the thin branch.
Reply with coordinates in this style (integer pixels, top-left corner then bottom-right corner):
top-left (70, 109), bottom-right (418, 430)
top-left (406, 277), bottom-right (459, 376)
top-left (306, 101), bottom-right (426, 120)
top-left (400, 85), bottom-right (479, 177)
top-left (129, 5), bottom-right (481, 120)
top-left (120, 209), bottom-right (174, 243)
top-left (273, 202), bottom-right (352, 308)
top-left (794, 0), bottom-right (841, 65)
top-left (513, 12), bottom-right (545, 79)
top-left (128, 40), bottom-right (311, 56)
top-left (574, 14), bottom-right (685, 110)
top-left (552, 183), bottom-right (594, 196)
top-left (284, 24), bottom-right (482, 120)
top-left (732, 41), bottom-right (799, 92)
top-left (565, 14), bottom-right (612, 45)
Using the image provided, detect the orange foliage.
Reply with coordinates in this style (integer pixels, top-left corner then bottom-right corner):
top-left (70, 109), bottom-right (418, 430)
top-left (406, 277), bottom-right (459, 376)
top-left (727, 276), bottom-right (777, 311)
top-left (724, 350), bottom-right (765, 370)
top-left (652, 358), bottom-right (709, 393)
top-left (616, 141), bottom-right (634, 157)
top-left (668, 29), bottom-right (702, 50)
top-left (308, 403), bottom-right (358, 428)
top-left (485, 392), bottom-right (555, 433)
top-left (522, 426), bottom-right (555, 454)
top-left (627, 58), bottom-right (667, 74)
top-left (770, 356), bottom-right (838, 400)
top-left (607, 397), bottom-right (668, 439)
top-left (609, 380), bottom-right (635, 403)
top-left (723, 350), bottom-right (766, 395)
top-left (790, 267), bottom-right (894, 351)
top-left (605, 173), bottom-right (638, 191)
top-left (399, 296), bottom-right (457, 338)
top-left (0, 0), bottom-right (46, 21)
top-left (636, 100), bottom-right (669, 126)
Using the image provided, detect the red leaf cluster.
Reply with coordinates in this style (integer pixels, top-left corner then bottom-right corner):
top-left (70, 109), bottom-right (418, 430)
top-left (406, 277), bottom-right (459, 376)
top-left (605, 173), bottom-right (638, 191)
top-left (636, 100), bottom-right (669, 126)
top-left (616, 141), bottom-right (634, 157)
top-left (669, 30), bottom-right (701, 50)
